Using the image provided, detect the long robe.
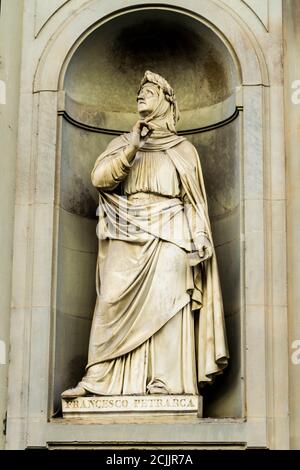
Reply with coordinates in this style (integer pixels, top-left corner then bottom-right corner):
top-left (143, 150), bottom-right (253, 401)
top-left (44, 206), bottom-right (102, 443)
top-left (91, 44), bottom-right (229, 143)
top-left (79, 133), bottom-right (229, 395)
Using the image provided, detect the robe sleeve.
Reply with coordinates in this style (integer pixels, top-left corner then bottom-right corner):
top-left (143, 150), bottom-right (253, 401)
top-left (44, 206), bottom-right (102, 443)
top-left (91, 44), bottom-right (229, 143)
top-left (181, 184), bottom-right (211, 251)
top-left (91, 144), bottom-right (134, 191)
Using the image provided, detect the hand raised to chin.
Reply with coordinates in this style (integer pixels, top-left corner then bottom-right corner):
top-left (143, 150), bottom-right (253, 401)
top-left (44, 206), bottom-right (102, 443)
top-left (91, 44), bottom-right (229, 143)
top-left (130, 120), bottom-right (153, 150)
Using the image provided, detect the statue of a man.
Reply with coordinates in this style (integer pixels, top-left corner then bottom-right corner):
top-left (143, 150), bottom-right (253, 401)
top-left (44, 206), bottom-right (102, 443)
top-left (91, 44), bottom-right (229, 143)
top-left (62, 71), bottom-right (228, 398)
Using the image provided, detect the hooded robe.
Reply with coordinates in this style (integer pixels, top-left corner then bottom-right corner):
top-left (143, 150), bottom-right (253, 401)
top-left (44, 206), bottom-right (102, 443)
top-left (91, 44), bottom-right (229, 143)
top-left (78, 78), bottom-right (229, 396)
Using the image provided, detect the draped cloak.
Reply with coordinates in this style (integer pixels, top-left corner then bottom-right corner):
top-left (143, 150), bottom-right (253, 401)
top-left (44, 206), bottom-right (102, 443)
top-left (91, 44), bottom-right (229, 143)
top-left (82, 132), bottom-right (229, 392)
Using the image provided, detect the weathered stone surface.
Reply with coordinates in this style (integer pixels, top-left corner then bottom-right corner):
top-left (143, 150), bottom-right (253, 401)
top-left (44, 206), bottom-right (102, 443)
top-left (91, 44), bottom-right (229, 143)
top-left (242, 0), bottom-right (269, 30)
top-left (35, 0), bottom-right (70, 36)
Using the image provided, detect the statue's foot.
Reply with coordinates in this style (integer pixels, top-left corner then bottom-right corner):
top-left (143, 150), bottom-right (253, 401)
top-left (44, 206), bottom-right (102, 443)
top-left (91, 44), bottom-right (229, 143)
top-left (61, 385), bottom-right (87, 398)
top-left (147, 379), bottom-right (169, 395)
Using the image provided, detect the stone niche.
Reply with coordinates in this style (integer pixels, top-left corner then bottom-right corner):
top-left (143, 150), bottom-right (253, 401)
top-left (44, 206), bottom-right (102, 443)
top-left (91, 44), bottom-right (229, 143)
top-left (53, 9), bottom-right (241, 419)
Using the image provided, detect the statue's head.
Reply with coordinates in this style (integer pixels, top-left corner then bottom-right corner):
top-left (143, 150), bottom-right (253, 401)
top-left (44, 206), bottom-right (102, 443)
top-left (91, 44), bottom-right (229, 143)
top-left (137, 71), bottom-right (180, 133)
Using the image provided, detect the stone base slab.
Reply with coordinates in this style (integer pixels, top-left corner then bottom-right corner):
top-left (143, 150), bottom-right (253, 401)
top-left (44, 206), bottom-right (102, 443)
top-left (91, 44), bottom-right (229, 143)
top-left (62, 394), bottom-right (202, 419)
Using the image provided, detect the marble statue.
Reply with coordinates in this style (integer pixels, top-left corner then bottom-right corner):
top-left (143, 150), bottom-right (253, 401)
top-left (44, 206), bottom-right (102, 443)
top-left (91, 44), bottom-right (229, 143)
top-left (62, 71), bottom-right (229, 399)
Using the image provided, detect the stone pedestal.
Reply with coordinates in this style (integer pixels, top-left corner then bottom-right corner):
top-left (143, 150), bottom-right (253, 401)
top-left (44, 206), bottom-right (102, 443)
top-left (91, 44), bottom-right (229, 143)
top-left (62, 394), bottom-right (202, 420)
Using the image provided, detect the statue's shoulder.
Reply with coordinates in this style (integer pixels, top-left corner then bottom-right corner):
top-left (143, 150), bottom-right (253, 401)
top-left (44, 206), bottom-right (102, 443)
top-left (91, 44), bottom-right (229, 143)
top-left (105, 134), bottom-right (128, 151)
top-left (174, 139), bottom-right (197, 152)
top-left (173, 139), bottom-right (199, 164)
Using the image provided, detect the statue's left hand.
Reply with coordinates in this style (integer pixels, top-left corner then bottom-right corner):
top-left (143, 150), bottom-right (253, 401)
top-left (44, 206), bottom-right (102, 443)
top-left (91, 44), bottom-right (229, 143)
top-left (197, 235), bottom-right (213, 261)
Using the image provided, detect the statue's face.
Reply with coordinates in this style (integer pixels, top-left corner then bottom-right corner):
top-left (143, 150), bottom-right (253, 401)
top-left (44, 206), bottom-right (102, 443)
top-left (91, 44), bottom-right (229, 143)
top-left (137, 84), bottom-right (160, 117)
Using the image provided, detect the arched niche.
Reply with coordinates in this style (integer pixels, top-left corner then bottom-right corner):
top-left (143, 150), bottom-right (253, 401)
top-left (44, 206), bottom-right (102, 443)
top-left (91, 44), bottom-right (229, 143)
top-left (54, 8), bottom-right (242, 418)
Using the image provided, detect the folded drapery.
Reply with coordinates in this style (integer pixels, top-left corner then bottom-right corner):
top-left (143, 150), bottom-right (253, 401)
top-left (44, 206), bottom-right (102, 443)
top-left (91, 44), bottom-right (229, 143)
top-left (87, 134), bottom-right (229, 385)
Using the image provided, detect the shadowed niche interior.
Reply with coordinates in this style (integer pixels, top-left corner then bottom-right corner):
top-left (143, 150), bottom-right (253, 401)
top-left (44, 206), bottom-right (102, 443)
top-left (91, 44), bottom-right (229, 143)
top-left (53, 8), bottom-right (242, 418)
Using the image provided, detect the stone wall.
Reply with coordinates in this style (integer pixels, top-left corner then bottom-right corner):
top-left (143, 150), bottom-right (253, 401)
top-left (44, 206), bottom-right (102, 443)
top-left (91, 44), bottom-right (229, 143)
top-left (283, 0), bottom-right (300, 451)
top-left (0, 0), bottom-right (23, 450)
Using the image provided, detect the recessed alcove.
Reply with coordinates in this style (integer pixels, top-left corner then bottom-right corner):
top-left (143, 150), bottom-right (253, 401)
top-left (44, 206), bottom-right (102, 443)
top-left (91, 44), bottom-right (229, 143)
top-left (54, 8), bottom-right (242, 418)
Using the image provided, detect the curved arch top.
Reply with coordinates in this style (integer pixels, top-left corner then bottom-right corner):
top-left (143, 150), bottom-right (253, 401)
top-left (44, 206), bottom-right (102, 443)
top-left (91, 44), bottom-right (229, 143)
top-left (33, 0), bottom-right (269, 93)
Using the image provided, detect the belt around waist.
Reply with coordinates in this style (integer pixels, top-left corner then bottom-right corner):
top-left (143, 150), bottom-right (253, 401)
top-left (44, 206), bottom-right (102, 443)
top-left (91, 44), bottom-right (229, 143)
top-left (126, 192), bottom-right (180, 202)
